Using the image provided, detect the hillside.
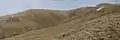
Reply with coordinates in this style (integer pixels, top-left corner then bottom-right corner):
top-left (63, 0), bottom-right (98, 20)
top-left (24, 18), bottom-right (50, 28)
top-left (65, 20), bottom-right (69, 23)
top-left (0, 3), bottom-right (120, 40)
top-left (0, 9), bottom-right (70, 39)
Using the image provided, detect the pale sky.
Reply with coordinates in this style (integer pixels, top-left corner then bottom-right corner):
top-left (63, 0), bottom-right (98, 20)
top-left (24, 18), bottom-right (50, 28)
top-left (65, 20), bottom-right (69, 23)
top-left (0, 0), bottom-right (119, 16)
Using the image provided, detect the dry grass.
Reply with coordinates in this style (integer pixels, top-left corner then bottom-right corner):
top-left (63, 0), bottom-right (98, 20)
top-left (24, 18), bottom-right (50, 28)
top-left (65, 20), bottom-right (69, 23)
top-left (0, 3), bottom-right (120, 40)
top-left (0, 9), bottom-right (70, 39)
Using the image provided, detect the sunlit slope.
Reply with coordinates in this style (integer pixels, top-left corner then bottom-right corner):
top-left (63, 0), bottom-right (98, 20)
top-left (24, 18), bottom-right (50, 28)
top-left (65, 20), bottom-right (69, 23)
top-left (54, 13), bottom-right (120, 40)
top-left (1, 3), bottom-right (120, 40)
top-left (54, 3), bottom-right (120, 40)
top-left (0, 9), bottom-right (69, 39)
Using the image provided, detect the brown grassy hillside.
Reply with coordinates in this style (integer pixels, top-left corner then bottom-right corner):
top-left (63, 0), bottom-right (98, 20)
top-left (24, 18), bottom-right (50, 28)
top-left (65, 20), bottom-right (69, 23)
top-left (54, 3), bottom-right (120, 40)
top-left (0, 9), bottom-right (70, 39)
top-left (0, 3), bottom-right (120, 40)
top-left (54, 13), bottom-right (120, 40)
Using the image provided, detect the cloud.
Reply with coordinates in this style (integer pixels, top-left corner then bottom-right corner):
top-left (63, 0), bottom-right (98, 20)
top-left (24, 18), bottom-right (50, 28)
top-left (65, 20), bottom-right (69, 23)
top-left (100, 0), bottom-right (120, 4)
top-left (81, 4), bottom-right (96, 7)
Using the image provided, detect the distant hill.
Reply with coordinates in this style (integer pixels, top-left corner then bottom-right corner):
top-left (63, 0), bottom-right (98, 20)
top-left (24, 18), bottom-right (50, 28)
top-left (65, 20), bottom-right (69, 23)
top-left (0, 9), bottom-right (70, 39)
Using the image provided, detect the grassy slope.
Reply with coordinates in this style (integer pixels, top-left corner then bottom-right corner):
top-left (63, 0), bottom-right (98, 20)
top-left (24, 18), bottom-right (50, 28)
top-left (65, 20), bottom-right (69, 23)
top-left (0, 9), bottom-right (69, 39)
top-left (54, 3), bottom-right (120, 40)
top-left (1, 3), bottom-right (120, 40)
top-left (54, 13), bottom-right (120, 40)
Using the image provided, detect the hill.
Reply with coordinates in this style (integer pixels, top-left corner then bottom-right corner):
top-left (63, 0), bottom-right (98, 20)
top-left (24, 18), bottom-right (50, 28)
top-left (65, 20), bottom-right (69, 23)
top-left (0, 3), bottom-right (120, 40)
top-left (0, 9), bottom-right (70, 39)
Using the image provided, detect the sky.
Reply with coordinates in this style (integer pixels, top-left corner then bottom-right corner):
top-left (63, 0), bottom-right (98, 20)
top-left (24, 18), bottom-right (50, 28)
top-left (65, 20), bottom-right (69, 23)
top-left (0, 0), bottom-right (119, 16)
